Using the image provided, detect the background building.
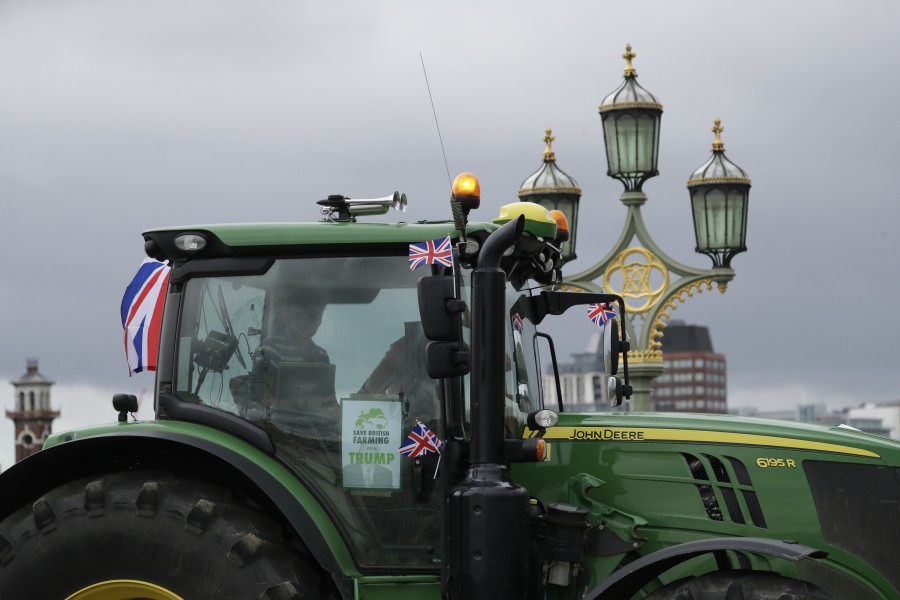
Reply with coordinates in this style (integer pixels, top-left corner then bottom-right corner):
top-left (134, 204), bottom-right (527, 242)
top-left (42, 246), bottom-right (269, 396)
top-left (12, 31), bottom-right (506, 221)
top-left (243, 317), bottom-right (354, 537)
top-left (541, 333), bottom-right (628, 413)
top-left (542, 350), bottom-right (608, 413)
top-left (6, 359), bottom-right (59, 463)
top-left (845, 401), bottom-right (900, 439)
top-left (650, 320), bottom-right (727, 413)
top-left (732, 402), bottom-right (895, 439)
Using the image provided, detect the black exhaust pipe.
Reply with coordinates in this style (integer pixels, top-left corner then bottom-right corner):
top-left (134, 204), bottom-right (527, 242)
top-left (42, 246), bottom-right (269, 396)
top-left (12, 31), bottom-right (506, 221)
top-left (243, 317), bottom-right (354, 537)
top-left (447, 216), bottom-right (531, 600)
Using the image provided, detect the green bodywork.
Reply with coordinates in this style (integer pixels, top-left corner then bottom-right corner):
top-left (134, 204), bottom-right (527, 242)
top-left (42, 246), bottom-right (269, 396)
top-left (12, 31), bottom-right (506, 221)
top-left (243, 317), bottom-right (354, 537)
top-left (514, 412), bottom-right (900, 598)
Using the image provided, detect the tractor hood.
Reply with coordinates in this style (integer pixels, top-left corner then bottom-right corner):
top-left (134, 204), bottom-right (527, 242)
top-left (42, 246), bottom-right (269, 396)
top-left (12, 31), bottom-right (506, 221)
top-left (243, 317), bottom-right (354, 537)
top-left (532, 410), bottom-right (899, 464)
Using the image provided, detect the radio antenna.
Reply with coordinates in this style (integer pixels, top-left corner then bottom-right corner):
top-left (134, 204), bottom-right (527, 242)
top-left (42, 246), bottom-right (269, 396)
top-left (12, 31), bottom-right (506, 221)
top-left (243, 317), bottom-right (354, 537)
top-left (420, 53), bottom-right (453, 190)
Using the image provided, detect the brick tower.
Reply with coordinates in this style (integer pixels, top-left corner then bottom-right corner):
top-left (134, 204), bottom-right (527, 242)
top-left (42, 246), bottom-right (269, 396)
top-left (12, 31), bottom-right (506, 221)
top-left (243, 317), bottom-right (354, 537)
top-left (6, 359), bottom-right (59, 463)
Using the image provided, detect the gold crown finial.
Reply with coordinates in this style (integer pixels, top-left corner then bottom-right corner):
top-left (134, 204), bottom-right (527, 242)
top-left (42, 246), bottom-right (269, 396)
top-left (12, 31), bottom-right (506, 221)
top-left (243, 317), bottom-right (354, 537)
top-left (623, 44), bottom-right (637, 77)
top-left (543, 127), bottom-right (556, 161)
top-left (711, 117), bottom-right (725, 152)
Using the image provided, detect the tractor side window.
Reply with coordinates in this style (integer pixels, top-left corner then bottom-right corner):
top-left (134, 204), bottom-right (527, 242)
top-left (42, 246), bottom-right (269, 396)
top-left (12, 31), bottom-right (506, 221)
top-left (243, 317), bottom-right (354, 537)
top-left (175, 278), bottom-right (265, 412)
top-left (504, 293), bottom-right (542, 438)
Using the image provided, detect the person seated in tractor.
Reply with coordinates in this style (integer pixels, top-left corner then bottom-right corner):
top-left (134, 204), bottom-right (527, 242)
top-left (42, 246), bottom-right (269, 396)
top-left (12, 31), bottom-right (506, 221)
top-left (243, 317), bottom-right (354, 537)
top-left (360, 322), bottom-right (438, 426)
top-left (248, 289), bottom-right (339, 423)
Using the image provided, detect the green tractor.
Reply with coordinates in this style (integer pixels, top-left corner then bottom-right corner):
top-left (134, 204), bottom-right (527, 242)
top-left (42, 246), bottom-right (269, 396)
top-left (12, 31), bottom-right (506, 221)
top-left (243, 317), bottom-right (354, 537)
top-left (1, 175), bottom-right (898, 600)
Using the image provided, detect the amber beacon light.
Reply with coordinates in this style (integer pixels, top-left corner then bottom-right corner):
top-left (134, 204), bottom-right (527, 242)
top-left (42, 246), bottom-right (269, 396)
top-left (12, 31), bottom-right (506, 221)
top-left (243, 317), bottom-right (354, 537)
top-left (452, 172), bottom-right (481, 201)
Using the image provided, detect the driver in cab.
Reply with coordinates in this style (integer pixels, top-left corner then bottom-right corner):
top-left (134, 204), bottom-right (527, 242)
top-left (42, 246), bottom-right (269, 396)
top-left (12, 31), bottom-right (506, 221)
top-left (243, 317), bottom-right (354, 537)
top-left (250, 290), bottom-right (338, 419)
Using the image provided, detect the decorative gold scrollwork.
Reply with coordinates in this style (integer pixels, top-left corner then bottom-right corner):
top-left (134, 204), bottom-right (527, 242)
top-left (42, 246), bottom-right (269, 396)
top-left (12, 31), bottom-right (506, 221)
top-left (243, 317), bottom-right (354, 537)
top-left (603, 247), bottom-right (668, 314)
top-left (647, 278), bottom-right (715, 351)
top-left (627, 349), bottom-right (664, 364)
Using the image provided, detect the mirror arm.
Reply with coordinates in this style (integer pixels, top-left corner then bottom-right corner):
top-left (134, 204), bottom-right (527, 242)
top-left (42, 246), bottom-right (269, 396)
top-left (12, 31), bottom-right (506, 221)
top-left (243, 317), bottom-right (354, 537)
top-left (528, 291), bottom-right (633, 401)
top-left (528, 291), bottom-right (623, 325)
top-left (620, 333), bottom-right (632, 399)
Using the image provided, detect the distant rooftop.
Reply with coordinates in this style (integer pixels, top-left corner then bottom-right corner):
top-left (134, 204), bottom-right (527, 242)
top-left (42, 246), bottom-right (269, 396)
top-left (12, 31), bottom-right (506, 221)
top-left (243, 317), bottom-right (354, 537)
top-left (662, 320), bottom-right (715, 353)
top-left (10, 359), bottom-right (54, 386)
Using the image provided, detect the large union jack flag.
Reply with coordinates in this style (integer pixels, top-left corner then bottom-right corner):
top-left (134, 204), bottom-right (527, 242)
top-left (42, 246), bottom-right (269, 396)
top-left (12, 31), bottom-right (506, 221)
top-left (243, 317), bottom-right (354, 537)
top-left (408, 235), bottom-right (453, 271)
top-left (588, 302), bottom-right (616, 328)
top-left (121, 258), bottom-right (171, 375)
top-left (399, 420), bottom-right (443, 457)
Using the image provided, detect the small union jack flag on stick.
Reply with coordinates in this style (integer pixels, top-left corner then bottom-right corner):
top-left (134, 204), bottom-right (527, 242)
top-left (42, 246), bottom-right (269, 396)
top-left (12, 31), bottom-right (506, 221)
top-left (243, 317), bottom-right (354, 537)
top-left (512, 313), bottom-right (524, 333)
top-left (408, 235), bottom-right (454, 271)
top-left (399, 420), bottom-right (442, 458)
top-left (588, 302), bottom-right (616, 328)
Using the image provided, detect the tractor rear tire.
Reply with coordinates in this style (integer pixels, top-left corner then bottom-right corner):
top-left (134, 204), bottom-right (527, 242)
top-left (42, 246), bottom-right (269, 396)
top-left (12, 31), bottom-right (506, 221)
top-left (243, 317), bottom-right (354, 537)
top-left (643, 569), bottom-right (830, 599)
top-left (0, 471), bottom-right (327, 600)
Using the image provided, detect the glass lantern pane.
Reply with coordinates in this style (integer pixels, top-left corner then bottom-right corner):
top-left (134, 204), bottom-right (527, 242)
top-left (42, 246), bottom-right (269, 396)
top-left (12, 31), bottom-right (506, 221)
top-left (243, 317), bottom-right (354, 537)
top-left (692, 188), bottom-right (727, 250)
top-left (621, 114), bottom-right (640, 174)
top-left (691, 192), bottom-right (706, 249)
top-left (603, 118), bottom-right (620, 174)
top-left (603, 109), bottom-right (661, 184)
top-left (635, 113), bottom-right (658, 174)
top-left (725, 190), bottom-right (747, 249)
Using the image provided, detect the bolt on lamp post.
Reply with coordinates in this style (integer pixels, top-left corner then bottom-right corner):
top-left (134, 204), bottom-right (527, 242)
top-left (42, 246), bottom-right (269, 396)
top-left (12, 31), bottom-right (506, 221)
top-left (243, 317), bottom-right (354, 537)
top-left (562, 45), bottom-right (751, 412)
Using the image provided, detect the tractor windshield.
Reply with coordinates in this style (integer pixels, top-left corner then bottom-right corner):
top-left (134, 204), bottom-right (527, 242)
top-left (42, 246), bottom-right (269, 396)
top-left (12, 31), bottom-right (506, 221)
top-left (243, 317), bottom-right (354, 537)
top-left (173, 255), bottom-right (446, 568)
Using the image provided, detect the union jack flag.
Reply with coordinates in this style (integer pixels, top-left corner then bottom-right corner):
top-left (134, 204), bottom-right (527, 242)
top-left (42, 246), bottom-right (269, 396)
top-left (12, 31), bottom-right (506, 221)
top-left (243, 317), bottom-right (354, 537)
top-left (588, 302), bottom-right (616, 328)
top-left (512, 313), bottom-right (524, 333)
top-left (121, 258), bottom-right (171, 375)
top-left (408, 235), bottom-right (453, 271)
top-left (399, 420), bottom-right (442, 457)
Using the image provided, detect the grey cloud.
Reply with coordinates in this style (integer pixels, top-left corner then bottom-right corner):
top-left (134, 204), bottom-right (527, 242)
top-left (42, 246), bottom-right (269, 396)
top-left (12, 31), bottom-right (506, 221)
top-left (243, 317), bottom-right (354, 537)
top-left (1, 1), bottom-right (899, 420)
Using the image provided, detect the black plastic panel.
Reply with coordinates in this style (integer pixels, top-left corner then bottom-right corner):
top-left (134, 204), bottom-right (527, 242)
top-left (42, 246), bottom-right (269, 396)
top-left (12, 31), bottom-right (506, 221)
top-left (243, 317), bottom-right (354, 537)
top-left (804, 460), bottom-right (900, 591)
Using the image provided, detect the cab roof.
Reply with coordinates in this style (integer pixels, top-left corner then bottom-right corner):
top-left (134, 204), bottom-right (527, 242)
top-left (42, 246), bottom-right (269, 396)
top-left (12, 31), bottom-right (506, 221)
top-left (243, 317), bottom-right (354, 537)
top-left (142, 220), bottom-right (497, 262)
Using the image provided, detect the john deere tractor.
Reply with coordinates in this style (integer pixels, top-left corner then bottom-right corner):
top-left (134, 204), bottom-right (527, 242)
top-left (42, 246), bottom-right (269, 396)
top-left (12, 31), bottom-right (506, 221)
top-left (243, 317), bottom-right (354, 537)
top-left (0, 174), bottom-right (897, 599)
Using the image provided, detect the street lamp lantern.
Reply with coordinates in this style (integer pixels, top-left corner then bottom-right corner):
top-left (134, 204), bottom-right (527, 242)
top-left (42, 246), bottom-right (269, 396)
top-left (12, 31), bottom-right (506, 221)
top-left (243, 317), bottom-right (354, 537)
top-left (598, 44), bottom-right (663, 192)
top-left (518, 128), bottom-right (582, 263)
top-left (687, 118), bottom-right (752, 268)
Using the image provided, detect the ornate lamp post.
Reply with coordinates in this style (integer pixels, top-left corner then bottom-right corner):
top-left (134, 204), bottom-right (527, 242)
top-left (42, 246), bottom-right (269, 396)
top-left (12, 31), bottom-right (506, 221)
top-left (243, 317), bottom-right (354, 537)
top-left (563, 45), bottom-right (751, 412)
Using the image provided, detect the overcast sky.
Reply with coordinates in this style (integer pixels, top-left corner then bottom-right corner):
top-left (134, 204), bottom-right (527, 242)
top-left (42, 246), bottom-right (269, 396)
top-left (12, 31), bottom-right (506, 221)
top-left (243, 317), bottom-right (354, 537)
top-left (2, 1), bottom-right (899, 469)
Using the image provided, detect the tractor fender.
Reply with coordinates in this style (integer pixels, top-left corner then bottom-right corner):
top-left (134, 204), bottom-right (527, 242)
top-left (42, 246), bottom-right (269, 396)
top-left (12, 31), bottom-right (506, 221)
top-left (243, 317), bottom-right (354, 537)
top-left (0, 429), bottom-right (354, 581)
top-left (583, 537), bottom-right (828, 600)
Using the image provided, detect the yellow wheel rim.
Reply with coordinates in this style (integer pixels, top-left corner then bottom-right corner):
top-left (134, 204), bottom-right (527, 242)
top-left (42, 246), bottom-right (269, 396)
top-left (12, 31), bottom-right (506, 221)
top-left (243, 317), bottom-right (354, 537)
top-left (66, 579), bottom-right (184, 600)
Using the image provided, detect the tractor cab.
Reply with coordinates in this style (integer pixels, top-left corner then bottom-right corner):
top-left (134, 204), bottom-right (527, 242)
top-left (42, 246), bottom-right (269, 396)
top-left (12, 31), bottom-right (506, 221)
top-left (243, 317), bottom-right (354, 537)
top-left (144, 180), bottom-right (628, 573)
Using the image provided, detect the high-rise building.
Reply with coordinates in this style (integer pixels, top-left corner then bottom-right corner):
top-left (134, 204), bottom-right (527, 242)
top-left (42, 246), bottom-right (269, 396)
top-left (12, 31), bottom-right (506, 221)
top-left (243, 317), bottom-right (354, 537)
top-left (6, 359), bottom-right (59, 463)
top-left (650, 320), bottom-right (728, 413)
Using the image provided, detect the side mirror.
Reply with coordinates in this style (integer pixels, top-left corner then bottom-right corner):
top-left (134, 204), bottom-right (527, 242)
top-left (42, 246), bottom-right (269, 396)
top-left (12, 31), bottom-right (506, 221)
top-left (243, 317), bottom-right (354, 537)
top-left (425, 341), bottom-right (470, 379)
top-left (417, 276), bottom-right (470, 378)
top-left (599, 318), bottom-right (632, 406)
top-left (418, 276), bottom-right (462, 340)
top-left (601, 318), bottom-right (620, 376)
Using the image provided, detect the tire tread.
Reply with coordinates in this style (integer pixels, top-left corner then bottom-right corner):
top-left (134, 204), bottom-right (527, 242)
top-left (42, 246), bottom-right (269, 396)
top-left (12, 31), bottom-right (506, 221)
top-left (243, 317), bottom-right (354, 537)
top-left (0, 471), bottom-right (326, 600)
